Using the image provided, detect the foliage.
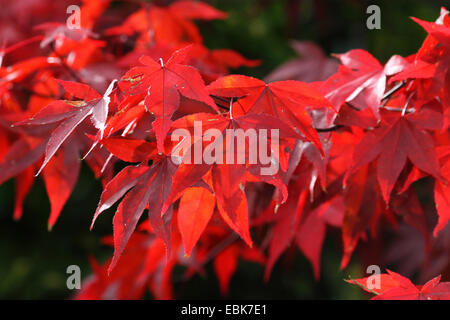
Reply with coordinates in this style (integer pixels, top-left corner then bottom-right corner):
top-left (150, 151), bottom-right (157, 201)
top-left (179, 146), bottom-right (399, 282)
top-left (1, 0), bottom-right (450, 299)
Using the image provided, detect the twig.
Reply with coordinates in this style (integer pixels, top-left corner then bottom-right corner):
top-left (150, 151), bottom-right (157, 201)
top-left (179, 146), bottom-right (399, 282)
top-left (381, 105), bottom-right (415, 114)
top-left (382, 80), bottom-right (406, 101)
top-left (347, 275), bottom-right (380, 296)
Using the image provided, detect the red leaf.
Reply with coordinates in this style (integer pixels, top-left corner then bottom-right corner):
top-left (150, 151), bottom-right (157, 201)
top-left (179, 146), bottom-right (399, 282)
top-left (348, 270), bottom-right (450, 300)
top-left (121, 45), bottom-right (217, 152)
top-left (178, 187), bottom-right (215, 256)
top-left (101, 137), bottom-right (157, 163)
top-left (43, 141), bottom-right (81, 229)
top-left (207, 75), bottom-right (332, 152)
top-left (345, 107), bottom-right (444, 204)
top-left (213, 244), bottom-right (238, 296)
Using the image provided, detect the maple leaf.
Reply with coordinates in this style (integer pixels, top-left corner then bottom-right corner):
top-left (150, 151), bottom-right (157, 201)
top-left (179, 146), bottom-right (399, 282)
top-left (207, 74), bottom-right (333, 153)
top-left (344, 105), bottom-right (444, 205)
top-left (121, 45), bottom-right (217, 152)
top-left (3, 0), bottom-right (450, 301)
top-left (15, 79), bottom-right (117, 175)
top-left (42, 139), bottom-right (82, 229)
top-left (0, 129), bottom-right (95, 228)
top-left (209, 49), bottom-right (260, 69)
top-left (296, 195), bottom-right (345, 279)
top-left (412, 8), bottom-right (450, 45)
top-left (0, 135), bottom-right (46, 186)
top-left (106, 0), bottom-right (226, 46)
top-left (76, 230), bottom-right (177, 300)
top-left (265, 40), bottom-right (338, 83)
top-left (434, 146), bottom-right (450, 235)
top-left (264, 182), bottom-right (307, 280)
top-left (347, 270), bottom-right (450, 300)
top-left (389, 58), bottom-right (437, 83)
top-left (315, 50), bottom-right (408, 117)
top-left (0, 133), bottom-right (46, 220)
top-left (91, 156), bottom-right (176, 273)
top-left (163, 111), bottom-right (300, 247)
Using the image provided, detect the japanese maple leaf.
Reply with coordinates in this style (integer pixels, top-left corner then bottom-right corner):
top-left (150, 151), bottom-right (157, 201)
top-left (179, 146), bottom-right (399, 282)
top-left (0, 130), bottom-right (96, 229)
top-left (106, 0), bottom-right (226, 46)
top-left (121, 45), bottom-right (217, 152)
top-left (91, 154), bottom-right (176, 273)
top-left (314, 50), bottom-right (407, 118)
top-left (0, 133), bottom-right (45, 220)
top-left (1, 111), bottom-right (114, 228)
top-left (263, 151), bottom-right (342, 280)
top-left (264, 178), bottom-right (308, 280)
top-left (77, 230), bottom-right (178, 300)
top-left (434, 146), bottom-right (450, 235)
top-left (264, 40), bottom-right (338, 83)
top-left (207, 74), bottom-right (332, 153)
top-left (15, 79), bottom-right (117, 175)
top-left (341, 163), bottom-right (383, 269)
top-left (296, 195), bottom-right (344, 279)
top-left (0, 135), bottom-right (46, 187)
top-left (389, 58), bottom-right (437, 83)
top-left (42, 138), bottom-right (82, 229)
top-left (162, 111), bottom-right (300, 247)
top-left (344, 104), bottom-right (444, 205)
top-left (117, 43), bottom-right (260, 83)
top-left (411, 8), bottom-right (450, 46)
top-left (348, 270), bottom-right (450, 300)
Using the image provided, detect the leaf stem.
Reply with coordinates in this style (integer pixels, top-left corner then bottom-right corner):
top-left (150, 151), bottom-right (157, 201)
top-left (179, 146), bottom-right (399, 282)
top-left (382, 80), bottom-right (407, 101)
top-left (347, 275), bottom-right (380, 296)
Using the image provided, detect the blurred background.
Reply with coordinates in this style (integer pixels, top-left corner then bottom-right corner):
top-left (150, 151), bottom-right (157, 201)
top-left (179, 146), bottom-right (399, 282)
top-left (0, 0), bottom-right (444, 299)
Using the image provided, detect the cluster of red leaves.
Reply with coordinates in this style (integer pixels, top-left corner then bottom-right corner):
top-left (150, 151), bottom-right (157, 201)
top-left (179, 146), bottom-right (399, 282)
top-left (1, 0), bottom-right (450, 299)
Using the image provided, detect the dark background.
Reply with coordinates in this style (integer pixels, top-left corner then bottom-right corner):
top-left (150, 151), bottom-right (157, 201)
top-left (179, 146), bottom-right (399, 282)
top-left (0, 0), bottom-right (443, 299)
